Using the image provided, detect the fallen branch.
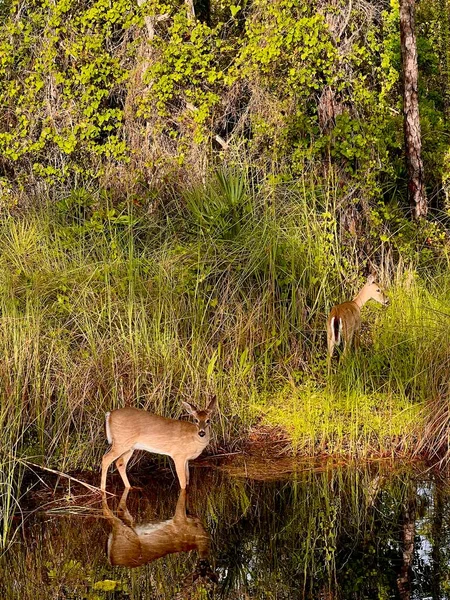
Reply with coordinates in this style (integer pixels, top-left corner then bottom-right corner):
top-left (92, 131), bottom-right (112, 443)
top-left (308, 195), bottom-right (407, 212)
top-left (17, 459), bottom-right (106, 495)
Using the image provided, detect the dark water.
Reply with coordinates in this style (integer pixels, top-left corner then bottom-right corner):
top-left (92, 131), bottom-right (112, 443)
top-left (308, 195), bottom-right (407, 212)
top-left (1, 458), bottom-right (449, 599)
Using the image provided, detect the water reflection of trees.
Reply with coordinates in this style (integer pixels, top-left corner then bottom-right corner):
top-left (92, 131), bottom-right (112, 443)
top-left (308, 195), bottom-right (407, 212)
top-left (1, 464), bottom-right (450, 598)
top-left (206, 465), bottom-right (450, 599)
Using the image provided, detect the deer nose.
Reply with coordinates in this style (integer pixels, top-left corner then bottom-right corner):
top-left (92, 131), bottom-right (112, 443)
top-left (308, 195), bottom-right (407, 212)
top-left (199, 430), bottom-right (206, 437)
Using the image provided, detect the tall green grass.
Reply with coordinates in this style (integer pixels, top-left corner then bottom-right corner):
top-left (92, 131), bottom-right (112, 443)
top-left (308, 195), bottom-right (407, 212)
top-left (0, 171), bottom-right (449, 546)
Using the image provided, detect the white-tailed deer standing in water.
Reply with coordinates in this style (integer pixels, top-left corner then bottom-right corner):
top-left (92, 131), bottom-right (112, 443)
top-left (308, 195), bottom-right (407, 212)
top-left (326, 274), bottom-right (388, 369)
top-left (101, 397), bottom-right (217, 491)
top-left (102, 488), bottom-right (217, 582)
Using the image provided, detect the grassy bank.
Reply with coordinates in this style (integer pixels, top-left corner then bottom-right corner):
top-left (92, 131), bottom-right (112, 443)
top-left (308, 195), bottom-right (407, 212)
top-left (1, 171), bottom-right (450, 545)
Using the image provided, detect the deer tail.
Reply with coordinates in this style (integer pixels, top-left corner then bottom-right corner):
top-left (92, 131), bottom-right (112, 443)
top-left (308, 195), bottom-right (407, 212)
top-left (105, 412), bottom-right (112, 444)
top-left (331, 316), bottom-right (341, 345)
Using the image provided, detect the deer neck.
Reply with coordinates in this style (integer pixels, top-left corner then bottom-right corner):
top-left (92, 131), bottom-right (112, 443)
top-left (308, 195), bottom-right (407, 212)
top-left (352, 286), bottom-right (370, 309)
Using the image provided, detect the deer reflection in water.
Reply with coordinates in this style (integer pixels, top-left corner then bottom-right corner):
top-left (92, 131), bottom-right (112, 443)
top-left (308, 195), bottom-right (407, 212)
top-left (102, 488), bottom-right (217, 584)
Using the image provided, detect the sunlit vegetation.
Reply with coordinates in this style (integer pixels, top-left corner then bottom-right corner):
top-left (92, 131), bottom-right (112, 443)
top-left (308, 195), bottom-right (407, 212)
top-left (0, 173), bottom-right (450, 548)
top-left (1, 0), bottom-right (450, 551)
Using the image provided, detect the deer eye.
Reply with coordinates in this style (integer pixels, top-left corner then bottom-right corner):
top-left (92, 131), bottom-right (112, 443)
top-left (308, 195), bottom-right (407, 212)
top-left (194, 418), bottom-right (199, 424)
top-left (376, 289), bottom-right (380, 292)
top-left (206, 419), bottom-right (210, 424)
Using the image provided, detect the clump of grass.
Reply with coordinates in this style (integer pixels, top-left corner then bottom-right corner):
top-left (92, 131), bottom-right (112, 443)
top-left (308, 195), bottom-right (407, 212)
top-left (254, 382), bottom-right (421, 457)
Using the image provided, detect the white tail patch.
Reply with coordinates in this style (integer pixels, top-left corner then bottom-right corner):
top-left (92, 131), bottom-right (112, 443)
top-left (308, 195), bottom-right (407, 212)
top-left (105, 412), bottom-right (112, 444)
top-left (331, 316), bottom-right (341, 345)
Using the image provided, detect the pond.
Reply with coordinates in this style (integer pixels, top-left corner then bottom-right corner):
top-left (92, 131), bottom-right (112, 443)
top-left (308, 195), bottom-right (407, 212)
top-left (1, 457), bottom-right (449, 599)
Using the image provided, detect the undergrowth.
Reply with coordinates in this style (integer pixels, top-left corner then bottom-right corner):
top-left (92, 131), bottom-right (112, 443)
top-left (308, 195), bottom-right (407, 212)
top-left (1, 171), bottom-right (450, 547)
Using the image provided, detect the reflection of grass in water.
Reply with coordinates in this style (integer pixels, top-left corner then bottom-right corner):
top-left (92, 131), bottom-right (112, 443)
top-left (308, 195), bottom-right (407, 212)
top-left (1, 178), bottom-right (450, 546)
top-left (0, 463), bottom-right (439, 599)
top-left (0, 457), bottom-right (22, 551)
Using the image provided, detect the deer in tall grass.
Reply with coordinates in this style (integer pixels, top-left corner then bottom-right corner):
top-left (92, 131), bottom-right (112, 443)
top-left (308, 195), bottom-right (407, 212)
top-left (326, 274), bottom-right (388, 369)
top-left (101, 397), bottom-right (217, 491)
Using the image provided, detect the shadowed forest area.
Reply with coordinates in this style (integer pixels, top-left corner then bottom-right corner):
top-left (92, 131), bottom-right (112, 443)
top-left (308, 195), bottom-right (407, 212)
top-left (1, 0), bottom-right (450, 555)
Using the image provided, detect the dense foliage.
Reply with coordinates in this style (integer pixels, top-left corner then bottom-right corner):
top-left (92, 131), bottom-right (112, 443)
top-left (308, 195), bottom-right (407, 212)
top-left (0, 0), bottom-right (449, 213)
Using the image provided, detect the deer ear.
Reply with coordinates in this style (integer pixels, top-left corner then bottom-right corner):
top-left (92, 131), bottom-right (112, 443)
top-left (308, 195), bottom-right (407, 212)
top-left (182, 401), bottom-right (198, 415)
top-left (367, 274), bottom-right (376, 285)
top-left (206, 395), bottom-right (217, 412)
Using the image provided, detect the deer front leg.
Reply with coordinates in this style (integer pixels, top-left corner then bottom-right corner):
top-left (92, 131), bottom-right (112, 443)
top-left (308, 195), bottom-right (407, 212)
top-left (173, 456), bottom-right (188, 489)
top-left (185, 460), bottom-right (190, 486)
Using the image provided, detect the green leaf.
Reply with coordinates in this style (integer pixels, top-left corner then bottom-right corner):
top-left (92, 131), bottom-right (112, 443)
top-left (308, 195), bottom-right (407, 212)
top-left (93, 580), bottom-right (122, 592)
top-left (230, 4), bottom-right (241, 18)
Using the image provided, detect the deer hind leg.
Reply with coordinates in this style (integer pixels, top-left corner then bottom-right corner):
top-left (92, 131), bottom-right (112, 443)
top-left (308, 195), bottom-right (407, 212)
top-left (342, 331), bottom-right (356, 360)
top-left (353, 324), bottom-right (361, 350)
top-left (115, 449), bottom-right (134, 489)
top-left (327, 336), bottom-right (335, 358)
top-left (327, 323), bottom-right (336, 374)
top-left (343, 322), bottom-right (361, 357)
top-left (341, 337), bottom-right (350, 359)
top-left (327, 338), bottom-right (335, 373)
top-left (101, 446), bottom-right (131, 491)
top-left (117, 488), bottom-right (134, 526)
top-left (173, 456), bottom-right (188, 489)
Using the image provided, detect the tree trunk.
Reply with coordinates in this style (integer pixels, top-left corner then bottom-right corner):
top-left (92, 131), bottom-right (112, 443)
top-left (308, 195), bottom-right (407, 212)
top-left (185, 0), bottom-right (195, 20)
top-left (399, 0), bottom-right (428, 219)
top-left (396, 485), bottom-right (416, 600)
top-left (441, 0), bottom-right (450, 120)
top-left (431, 480), bottom-right (444, 600)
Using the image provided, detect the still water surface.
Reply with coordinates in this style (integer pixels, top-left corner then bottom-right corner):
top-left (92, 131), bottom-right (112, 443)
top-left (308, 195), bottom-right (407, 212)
top-left (1, 458), bottom-right (449, 599)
